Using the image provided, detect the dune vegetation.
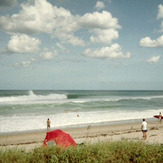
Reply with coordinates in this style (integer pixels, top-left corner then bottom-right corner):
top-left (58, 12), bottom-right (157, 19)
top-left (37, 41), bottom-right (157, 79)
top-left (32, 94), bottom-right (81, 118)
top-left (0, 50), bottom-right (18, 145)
top-left (0, 140), bottom-right (163, 163)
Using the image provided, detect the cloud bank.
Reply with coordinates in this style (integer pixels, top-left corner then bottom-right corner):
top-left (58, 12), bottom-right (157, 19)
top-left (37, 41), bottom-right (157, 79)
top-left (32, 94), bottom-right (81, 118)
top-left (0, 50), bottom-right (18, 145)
top-left (0, 0), bottom-right (131, 63)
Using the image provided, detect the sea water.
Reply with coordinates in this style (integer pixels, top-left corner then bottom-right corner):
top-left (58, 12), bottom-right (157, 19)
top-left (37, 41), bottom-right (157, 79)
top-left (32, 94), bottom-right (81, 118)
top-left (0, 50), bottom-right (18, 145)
top-left (0, 90), bottom-right (163, 134)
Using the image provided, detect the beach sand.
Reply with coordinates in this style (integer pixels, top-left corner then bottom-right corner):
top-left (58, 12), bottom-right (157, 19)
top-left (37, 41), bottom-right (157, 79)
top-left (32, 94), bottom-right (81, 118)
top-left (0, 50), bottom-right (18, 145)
top-left (0, 120), bottom-right (162, 151)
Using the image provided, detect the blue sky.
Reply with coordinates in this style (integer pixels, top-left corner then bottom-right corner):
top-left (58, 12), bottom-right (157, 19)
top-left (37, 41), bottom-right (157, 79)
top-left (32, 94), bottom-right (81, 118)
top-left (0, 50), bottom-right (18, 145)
top-left (0, 0), bottom-right (163, 90)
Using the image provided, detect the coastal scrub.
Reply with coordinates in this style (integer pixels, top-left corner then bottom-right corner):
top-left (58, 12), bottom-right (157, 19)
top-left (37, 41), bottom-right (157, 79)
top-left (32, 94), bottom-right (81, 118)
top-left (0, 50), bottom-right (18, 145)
top-left (0, 141), bottom-right (163, 162)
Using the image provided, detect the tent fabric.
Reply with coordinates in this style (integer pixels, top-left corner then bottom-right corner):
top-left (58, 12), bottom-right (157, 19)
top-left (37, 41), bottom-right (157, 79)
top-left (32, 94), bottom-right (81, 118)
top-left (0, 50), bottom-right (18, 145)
top-left (43, 129), bottom-right (77, 148)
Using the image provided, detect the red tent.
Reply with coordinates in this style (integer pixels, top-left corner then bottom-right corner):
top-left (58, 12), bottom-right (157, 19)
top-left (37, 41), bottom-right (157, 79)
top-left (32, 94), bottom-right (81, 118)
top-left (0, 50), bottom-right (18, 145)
top-left (43, 129), bottom-right (77, 148)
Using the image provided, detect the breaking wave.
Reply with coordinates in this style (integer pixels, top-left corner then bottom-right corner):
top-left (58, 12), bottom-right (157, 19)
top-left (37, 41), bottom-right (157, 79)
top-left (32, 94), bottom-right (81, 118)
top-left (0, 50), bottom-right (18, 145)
top-left (0, 90), bottom-right (163, 106)
top-left (0, 90), bottom-right (67, 105)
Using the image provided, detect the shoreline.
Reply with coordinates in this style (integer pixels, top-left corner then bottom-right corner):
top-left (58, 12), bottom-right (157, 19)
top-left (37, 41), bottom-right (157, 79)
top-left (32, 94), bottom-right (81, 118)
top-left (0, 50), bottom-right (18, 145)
top-left (0, 120), bottom-right (162, 151)
top-left (0, 117), bottom-right (156, 136)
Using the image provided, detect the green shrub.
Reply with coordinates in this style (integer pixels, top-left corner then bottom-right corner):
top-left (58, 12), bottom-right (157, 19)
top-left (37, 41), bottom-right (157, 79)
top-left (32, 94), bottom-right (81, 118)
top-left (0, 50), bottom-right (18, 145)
top-left (0, 141), bottom-right (162, 163)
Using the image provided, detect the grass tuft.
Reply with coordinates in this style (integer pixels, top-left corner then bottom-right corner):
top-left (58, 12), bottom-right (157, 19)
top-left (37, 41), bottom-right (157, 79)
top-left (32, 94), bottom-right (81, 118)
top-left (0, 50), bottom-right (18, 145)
top-left (0, 141), bottom-right (162, 162)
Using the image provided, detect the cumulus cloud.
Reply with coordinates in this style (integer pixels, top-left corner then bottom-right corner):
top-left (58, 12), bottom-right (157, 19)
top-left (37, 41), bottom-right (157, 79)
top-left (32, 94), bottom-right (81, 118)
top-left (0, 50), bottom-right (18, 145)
top-left (7, 34), bottom-right (41, 53)
top-left (55, 32), bottom-right (85, 46)
top-left (146, 56), bottom-right (160, 63)
top-left (0, 0), bottom-right (83, 46)
top-left (79, 11), bottom-right (121, 44)
top-left (157, 4), bottom-right (163, 32)
top-left (79, 11), bottom-right (120, 29)
top-left (83, 43), bottom-right (131, 59)
top-left (90, 28), bottom-right (119, 44)
top-left (0, 0), bottom-right (122, 47)
top-left (140, 4), bottom-right (163, 46)
top-left (158, 4), bottom-right (163, 33)
top-left (40, 49), bottom-right (58, 60)
top-left (0, 0), bottom-right (129, 61)
top-left (0, 0), bottom-right (66, 34)
top-left (139, 35), bottom-right (163, 47)
top-left (95, 1), bottom-right (105, 11)
top-left (157, 4), bottom-right (163, 19)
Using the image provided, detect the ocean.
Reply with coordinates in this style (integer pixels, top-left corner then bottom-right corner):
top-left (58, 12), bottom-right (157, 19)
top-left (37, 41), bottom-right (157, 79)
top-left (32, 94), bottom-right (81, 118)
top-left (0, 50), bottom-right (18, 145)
top-left (0, 90), bottom-right (163, 134)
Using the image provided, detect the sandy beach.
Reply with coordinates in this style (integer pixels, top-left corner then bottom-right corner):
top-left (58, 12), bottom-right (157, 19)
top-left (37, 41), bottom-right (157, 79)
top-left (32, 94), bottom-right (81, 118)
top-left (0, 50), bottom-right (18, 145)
top-left (0, 120), bottom-right (162, 151)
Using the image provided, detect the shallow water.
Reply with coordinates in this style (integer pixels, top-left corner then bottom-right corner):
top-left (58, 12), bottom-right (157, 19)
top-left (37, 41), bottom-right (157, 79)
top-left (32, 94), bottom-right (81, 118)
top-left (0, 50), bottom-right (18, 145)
top-left (0, 90), bottom-right (163, 134)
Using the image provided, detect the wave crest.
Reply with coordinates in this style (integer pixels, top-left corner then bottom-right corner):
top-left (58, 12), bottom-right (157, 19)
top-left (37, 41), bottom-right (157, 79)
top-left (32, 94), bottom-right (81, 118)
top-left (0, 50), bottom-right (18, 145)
top-left (0, 90), bottom-right (67, 104)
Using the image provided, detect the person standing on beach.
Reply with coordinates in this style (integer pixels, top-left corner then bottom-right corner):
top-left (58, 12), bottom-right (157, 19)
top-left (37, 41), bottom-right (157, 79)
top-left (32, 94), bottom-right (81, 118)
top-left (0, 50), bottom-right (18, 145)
top-left (158, 112), bottom-right (162, 124)
top-left (141, 119), bottom-right (147, 139)
top-left (47, 118), bottom-right (50, 131)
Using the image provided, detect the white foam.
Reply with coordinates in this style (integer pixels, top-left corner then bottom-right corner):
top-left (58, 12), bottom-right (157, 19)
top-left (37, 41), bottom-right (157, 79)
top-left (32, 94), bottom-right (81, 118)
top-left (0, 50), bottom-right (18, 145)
top-left (0, 91), bottom-right (67, 105)
top-left (0, 108), bottom-right (162, 134)
top-left (1, 90), bottom-right (163, 105)
top-left (102, 95), bottom-right (163, 102)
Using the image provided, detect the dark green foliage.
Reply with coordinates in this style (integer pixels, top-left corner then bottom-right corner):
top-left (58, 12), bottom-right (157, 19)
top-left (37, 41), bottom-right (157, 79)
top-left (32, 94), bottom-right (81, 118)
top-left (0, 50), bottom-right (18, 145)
top-left (0, 141), bottom-right (162, 163)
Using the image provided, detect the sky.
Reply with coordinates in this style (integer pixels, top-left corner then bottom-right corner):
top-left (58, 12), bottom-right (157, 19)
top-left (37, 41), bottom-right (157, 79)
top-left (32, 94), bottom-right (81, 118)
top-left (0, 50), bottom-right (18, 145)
top-left (0, 0), bottom-right (163, 90)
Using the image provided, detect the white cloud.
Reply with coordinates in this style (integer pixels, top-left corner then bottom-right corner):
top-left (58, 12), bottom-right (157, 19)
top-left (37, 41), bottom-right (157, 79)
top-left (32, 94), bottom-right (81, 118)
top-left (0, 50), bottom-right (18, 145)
top-left (90, 28), bottom-right (119, 44)
top-left (0, 0), bottom-right (83, 46)
top-left (95, 1), bottom-right (105, 11)
top-left (139, 35), bottom-right (163, 47)
top-left (7, 34), bottom-right (41, 53)
top-left (79, 11), bottom-right (121, 44)
top-left (0, 0), bottom-right (56, 34)
top-left (83, 43), bottom-right (131, 59)
top-left (14, 58), bottom-right (37, 68)
top-left (79, 11), bottom-right (120, 29)
top-left (0, 0), bottom-right (124, 51)
top-left (40, 50), bottom-right (58, 60)
top-left (22, 61), bottom-right (31, 67)
top-left (140, 4), bottom-right (163, 46)
top-left (55, 32), bottom-right (85, 46)
top-left (157, 4), bottom-right (163, 19)
top-left (157, 4), bottom-right (163, 32)
top-left (146, 56), bottom-right (160, 64)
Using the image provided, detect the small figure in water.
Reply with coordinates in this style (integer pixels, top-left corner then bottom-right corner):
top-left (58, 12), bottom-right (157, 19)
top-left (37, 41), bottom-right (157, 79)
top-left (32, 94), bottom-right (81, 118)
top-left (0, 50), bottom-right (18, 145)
top-left (47, 118), bottom-right (50, 131)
